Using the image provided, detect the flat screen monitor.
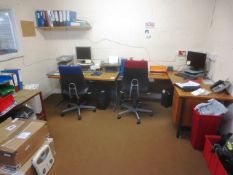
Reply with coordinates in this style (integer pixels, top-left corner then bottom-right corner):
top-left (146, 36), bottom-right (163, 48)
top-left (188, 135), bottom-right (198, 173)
top-left (76, 47), bottom-right (91, 60)
top-left (187, 51), bottom-right (207, 70)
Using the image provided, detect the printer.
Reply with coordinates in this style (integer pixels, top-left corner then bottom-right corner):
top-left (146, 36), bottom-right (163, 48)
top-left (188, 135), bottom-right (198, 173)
top-left (56, 55), bottom-right (74, 66)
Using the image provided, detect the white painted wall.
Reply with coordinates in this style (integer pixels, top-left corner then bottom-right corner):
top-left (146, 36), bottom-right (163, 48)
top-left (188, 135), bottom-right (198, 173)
top-left (43, 0), bottom-right (214, 67)
top-left (2, 0), bottom-right (232, 99)
top-left (0, 0), bottom-right (56, 97)
top-left (203, 0), bottom-right (233, 133)
top-left (204, 0), bottom-right (233, 95)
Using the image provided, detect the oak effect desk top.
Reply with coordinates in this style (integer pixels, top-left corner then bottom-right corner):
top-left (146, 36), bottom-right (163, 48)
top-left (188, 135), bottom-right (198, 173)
top-left (168, 72), bottom-right (233, 101)
top-left (14, 89), bottom-right (41, 105)
top-left (148, 72), bottom-right (169, 80)
top-left (47, 71), bottom-right (119, 82)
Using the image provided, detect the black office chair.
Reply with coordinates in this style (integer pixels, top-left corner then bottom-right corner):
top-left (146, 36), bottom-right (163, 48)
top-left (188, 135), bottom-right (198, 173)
top-left (117, 60), bottom-right (153, 124)
top-left (58, 65), bottom-right (96, 120)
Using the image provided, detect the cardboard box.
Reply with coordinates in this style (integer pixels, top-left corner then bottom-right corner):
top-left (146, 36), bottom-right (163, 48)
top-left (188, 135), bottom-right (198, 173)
top-left (0, 137), bottom-right (55, 175)
top-left (19, 137), bottom-right (55, 175)
top-left (0, 119), bottom-right (49, 167)
top-left (0, 119), bottom-right (28, 144)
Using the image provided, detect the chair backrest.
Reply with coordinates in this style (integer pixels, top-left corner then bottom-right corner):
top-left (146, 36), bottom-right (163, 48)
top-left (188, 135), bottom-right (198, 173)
top-left (58, 65), bottom-right (87, 95)
top-left (122, 59), bottom-right (149, 93)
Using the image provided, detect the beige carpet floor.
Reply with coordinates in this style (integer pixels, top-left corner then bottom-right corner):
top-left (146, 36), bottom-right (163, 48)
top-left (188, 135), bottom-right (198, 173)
top-left (45, 94), bottom-right (210, 175)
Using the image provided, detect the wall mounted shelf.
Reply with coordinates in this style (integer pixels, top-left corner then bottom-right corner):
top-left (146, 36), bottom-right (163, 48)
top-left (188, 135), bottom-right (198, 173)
top-left (36, 24), bottom-right (91, 31)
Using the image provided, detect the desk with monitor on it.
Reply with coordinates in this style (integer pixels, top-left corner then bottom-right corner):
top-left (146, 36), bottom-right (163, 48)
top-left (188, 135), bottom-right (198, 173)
top-left (47, 69), bottom-right (233, 138)
top-left (168, 72), bottom-right (233, 137)
top-left (169, 51), bottom-right (233, 137)
top-left (147, 52), bottom-right (233, 138)
top-left (48, 49), bottom-right (233, 138)
top-left (47, 70), bottom-right (119, 110)
top-left (47, 70), bottom-right (119, 82)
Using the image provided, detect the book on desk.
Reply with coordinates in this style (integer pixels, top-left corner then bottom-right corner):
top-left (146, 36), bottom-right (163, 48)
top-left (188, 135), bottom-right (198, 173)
top-left (175, 81), bottom-right (200, 91)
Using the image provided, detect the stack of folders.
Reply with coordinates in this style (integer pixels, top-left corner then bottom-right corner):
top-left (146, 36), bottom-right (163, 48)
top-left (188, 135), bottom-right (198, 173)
top-left (0, 75), bottom-right (16, 116)
top-left (175, 81), bottom-right (200, 91)
top-left (0, 74), bottom-right (17, 93)
top-left (1, 69), bottom-right (23, 92)
top-left (35, 10), bottom-right (77, 27)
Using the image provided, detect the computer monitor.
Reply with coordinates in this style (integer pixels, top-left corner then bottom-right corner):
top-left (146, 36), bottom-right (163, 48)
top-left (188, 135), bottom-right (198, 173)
top-left (187, 51), bottom-right (207, 70)
top-left (76, 47), bottom-right (91, 61)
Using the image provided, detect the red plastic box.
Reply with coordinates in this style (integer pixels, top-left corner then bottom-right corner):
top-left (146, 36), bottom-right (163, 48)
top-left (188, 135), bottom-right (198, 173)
top-left (190, 109), bottom-right (223, 150)
top-left (203, 135), bottom-right (228, 175)
top-left (203, 135), bottom-right (220, 166)
top-left (215, 159), bottom-right (228, 175)
top-left (0, 94), bottom-right (15, 113)
top-left (209, 154), bottom-right (218, 175)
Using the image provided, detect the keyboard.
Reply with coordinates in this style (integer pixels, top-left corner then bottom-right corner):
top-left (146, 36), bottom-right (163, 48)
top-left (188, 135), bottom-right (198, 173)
top-left (91, 71), bottom-right (102, 76)
top-left (175, 72), bottom-right (197, 80)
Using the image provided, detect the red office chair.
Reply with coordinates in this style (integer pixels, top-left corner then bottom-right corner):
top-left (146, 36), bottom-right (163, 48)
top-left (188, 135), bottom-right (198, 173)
top-left (117, 59), bottom-right (153, 124)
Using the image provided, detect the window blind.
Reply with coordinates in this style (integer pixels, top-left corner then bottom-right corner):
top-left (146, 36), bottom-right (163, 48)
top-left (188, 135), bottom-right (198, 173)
top-left (0, 10), bottom-right (18, 56)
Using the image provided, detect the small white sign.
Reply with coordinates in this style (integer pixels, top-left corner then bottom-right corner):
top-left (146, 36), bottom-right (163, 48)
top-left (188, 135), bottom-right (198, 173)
top-left (145, 29), bottom-right (151, 39)
top-left (145, 22), bottom-right (155, 29)
top-left (5, 125), bottom-right (17, 131)
top-left (17, 132), bottom-right (31, 139)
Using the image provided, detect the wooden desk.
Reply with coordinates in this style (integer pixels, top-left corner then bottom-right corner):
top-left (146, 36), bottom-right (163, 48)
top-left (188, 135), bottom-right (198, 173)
top-left (14, 89), bottom-right (46, 120)
top-left (47, 71), bottom-right (119, 110)
top-left (47, 71), bottom-right (119, 82)
top-left (168, 72), bottom-right (233, 137)
top-left (148, 72), bottom-right (169, 80)
top-left (48, 71), bottom-right (168, 81)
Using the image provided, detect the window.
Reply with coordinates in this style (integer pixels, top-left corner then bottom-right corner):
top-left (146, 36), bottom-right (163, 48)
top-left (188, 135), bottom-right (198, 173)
top-left (0, 9), bottom-right (22, 61)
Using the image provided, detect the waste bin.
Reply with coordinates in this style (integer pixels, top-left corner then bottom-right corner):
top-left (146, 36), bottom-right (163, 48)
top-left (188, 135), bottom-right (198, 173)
top-left (190, 109), bottom-right (223, 150)
top-left (96, 90), bottom-right (110, 110)
top-left (160, 88), bottom-right (173, 107)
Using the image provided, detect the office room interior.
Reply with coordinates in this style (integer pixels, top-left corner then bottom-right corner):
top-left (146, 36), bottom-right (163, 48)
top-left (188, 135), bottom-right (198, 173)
top-left (1, 0), bottom-right (233, 175)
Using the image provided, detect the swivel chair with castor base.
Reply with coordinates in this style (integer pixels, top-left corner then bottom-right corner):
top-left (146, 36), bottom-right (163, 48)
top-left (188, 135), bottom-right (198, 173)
top-left (117, 60), bottom-right (153, 124)
top-left (58, 65), bottom-right (96, 120)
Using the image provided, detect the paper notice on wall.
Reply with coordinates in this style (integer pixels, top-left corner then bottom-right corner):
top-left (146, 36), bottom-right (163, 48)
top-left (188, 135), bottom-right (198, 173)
top-left (145, 21), bottom-right (154, 39)
top-left (145, 22), bottom-right (155, 29)
top-left (145, 29), bottom-right (151, 39)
